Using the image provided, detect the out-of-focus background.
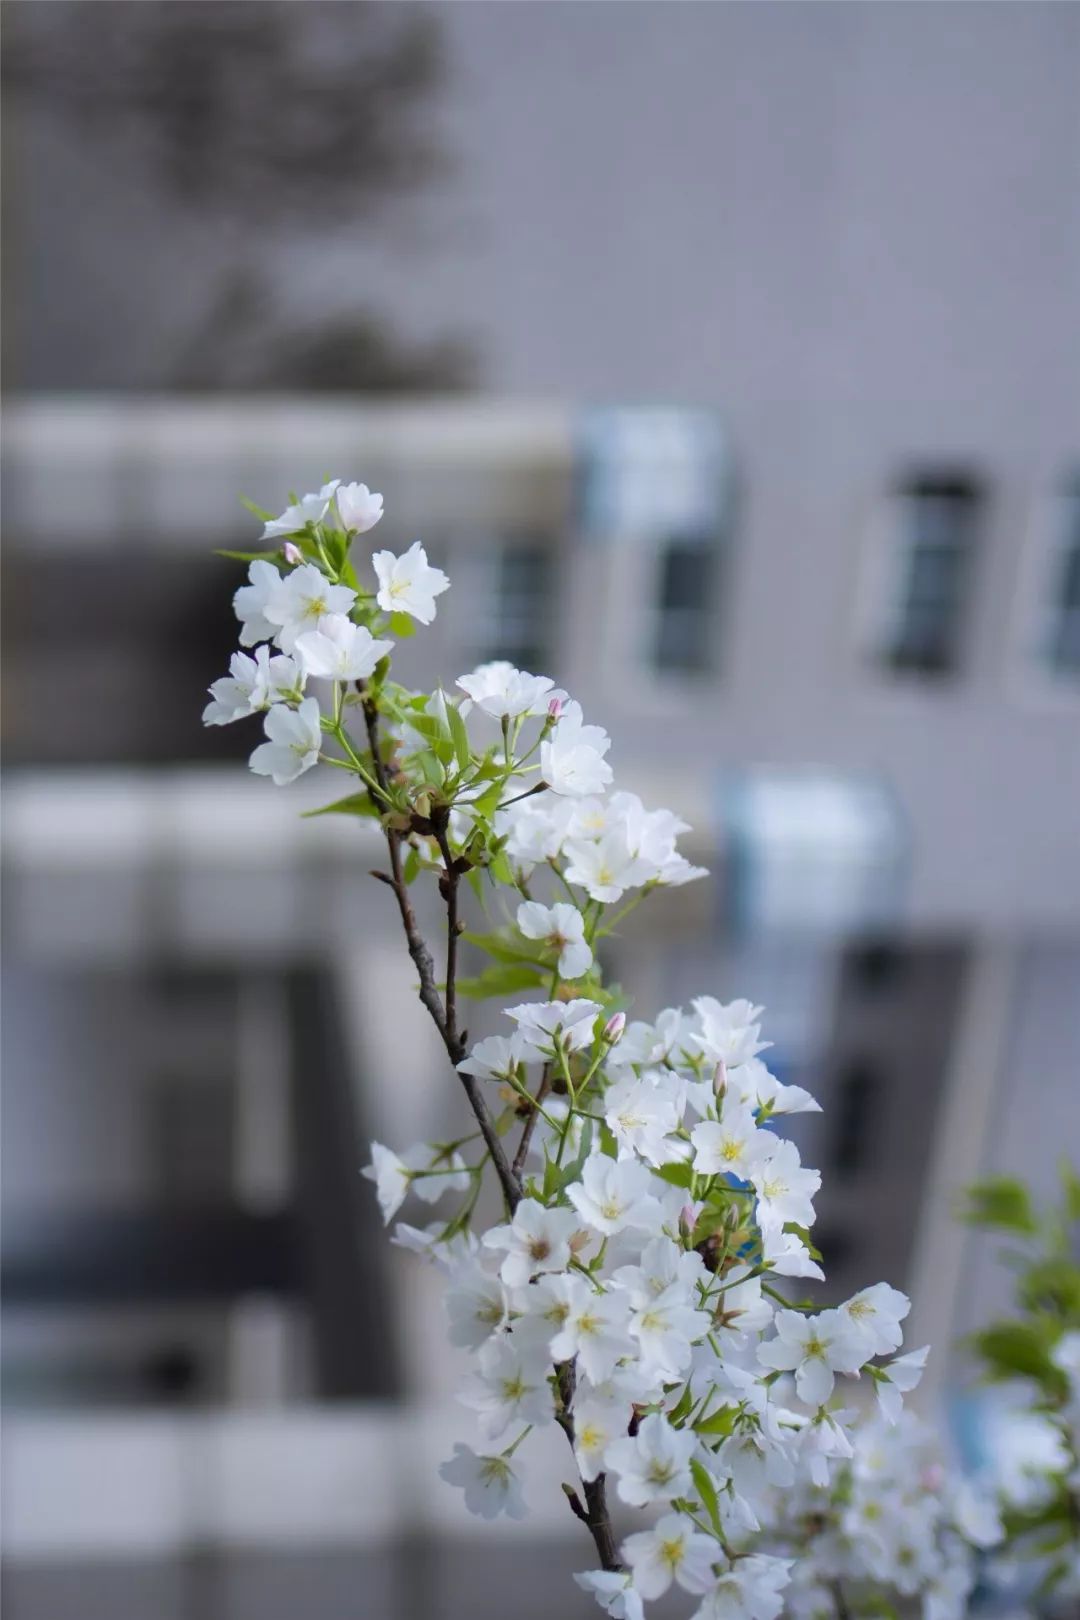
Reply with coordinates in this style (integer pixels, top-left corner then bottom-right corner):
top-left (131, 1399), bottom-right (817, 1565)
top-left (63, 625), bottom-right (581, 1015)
top-left (1, 3), bottom-right (1078, 1616)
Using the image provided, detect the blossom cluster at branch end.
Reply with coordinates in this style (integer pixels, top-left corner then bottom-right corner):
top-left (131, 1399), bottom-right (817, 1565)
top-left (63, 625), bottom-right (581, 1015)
top-left (208, 479), bottom-right (1003, 1620)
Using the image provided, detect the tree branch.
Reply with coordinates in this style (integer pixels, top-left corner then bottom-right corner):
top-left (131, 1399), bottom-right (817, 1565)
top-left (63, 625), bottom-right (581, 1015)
top-left (557, 1362), bottom-right (622, 1572)
top-left (359, 688), bottom-right (620, 1572)
top-left (511, 1062), bottom-right (553, 1180)
top-left (360, 694), bottom-right (520, 1215)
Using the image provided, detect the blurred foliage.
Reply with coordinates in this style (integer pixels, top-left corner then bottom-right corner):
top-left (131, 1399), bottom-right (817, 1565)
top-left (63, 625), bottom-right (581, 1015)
top-left (961, 1168), bottom-right (1080, 1598)
top-left (2, 0), bottom-right (479, 392)
top-left (3, 0), bottom-right (447, 222)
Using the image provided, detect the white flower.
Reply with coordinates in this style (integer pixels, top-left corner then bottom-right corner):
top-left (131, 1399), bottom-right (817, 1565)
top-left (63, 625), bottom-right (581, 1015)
top-left (516, 901), bottom-right (593, 980)
top-left (482, 1199), bottom-right (581, 1288)
top-left (573, 1390), bottom-right (630, 1482)
top-left (372, 541), bottom-right (449, 624)
top-left (495, 795), bottom-right (577, 872)
top-left (611, 1235), bottom-right (707, 1308)
top-left (457, 1034), bottom-right (526, 1084)
top-left (709, 1266), bottom-right (774, 1347)
top-left (606, 1411), bottom-right (697, 1507)
top-left (294, 614), bottom-right (393, 681)
top-left (405, 1143), bottom-right (472, 1205)
top-left (202, 645), bottom-right (303, 726)
top-left (546, 1277), bottom-right (634, 1384)
top-left (603, 1073), bottom-right (681, 1166)
top-left (750, 1139), bottom-right (821, 1232)
top-left (798, 1405), bottom-right (856, 1487)
top-left (541, 700), bottom-right (613, 797)
top-left (443, 1261), bottom-right (510, 1350)
top-left (610, 1007), bottom-right (696, 1071)
top-left (457, 662), bottom-right (563, 719)
top-left (839, 1282), bottom-right (911, 1360)
top-left (459, 1335), bottom-right (554, 1440)
top-left (691, 1094), bottom-right (774, 1181)
top-left (361, 1141), bottom-right (469, 1224)
top-left (361, 1142), bottom-right (411, 1223)
top-left (690, 1556), bottom-right (792, 1620)
top-left (628, 1280), bottom-right (711, 1379)
top-left (233, 558), bottom-right (284, 646)
top-left (757, 1307), bottom-right (864, 1405)
top-left (332, 481), bottom-right (383, 534)
top-left (875, 1344), bottom-right (929, 1424)
top-left (261, 480), bottom-right (340, 540)
top-left (249, 697), bottom-right (322, 785)
top-left (505, 998), bottom-right (601, 1060)
top-left (573, 1570), bottom-right (644, 1620)
top-left (563, 831), bottom-right (653, 903)
top-left (567, 1154), bottom-right (662, 1237)
top-left (623, 1511), bottom-right (717, 1601)
top-left (733, 1057), bottom-right (821, 1116)
top-left (760, 1223), bottom-right (824, 1281)
top-left (689, 997), bottom-right (769, 1068)
top-left (438, 1443), bottom-right (526, 1521)
top-left (264, 564), bottom-right (358, 655)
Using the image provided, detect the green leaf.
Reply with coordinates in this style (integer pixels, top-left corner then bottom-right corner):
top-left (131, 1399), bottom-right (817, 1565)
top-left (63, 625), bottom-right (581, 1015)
top-left (240, 496), bottom-right (274, 522)
top-left (489, 851), bottom-right (515, 887)
top-left (448, 703), bottom-right (472, 772)
top-left (1018, 1256), bottom-right (1080, 1322)
top-left (783, 1222), bottom-right (823, 1262)
top-left (463, 931), bottom-right (545, 967)
top-left (402, 847), bottom-right (421, 885)
top-left (666, 1384), bottom-right (694, 1426)
top-left (654, 1161), bottom-right (694, 1191)
top-left (694, 1404), bottom-right (738, 1438)
top-left (689, 1457), bottom-right (722, 1536)
top-left (1061, 1163), bottom-right (1080, 1223)
top-left (960, 1177), bottom-right (1039, 1236)
top-left (473, 782), bottom-right (505, 821)
top-left (301, 793), bottom-right (377, 820)
top-left (969, 1320), bottom-right (1063, 1388)
top-left (457, 963), bottom-right (544, 1000)
top-left (389, 611), bottom-right (416, 639)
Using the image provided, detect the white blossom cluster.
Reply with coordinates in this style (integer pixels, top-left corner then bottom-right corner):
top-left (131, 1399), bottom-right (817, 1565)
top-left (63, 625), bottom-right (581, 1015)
top-left (205, 479), bottom-right (991, 1620)
top-left (765, 1409), bottom-right (1002, 1620)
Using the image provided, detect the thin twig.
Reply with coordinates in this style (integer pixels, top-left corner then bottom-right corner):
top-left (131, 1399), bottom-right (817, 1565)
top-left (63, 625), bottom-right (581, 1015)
top-left (360, 686), bottom-right (619, 1571)
top-left (360, 694), bottom-right (520, 1215)
top-left (557, 1363), bottom-right (622, 1572)
top-left (511, 1062), bottom-right (553, 1180)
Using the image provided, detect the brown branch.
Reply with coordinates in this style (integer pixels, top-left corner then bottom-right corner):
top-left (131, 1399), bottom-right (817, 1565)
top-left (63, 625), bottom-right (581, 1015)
top-left (359, 686), bottom-right (620, 1571)
top-left (511, 1062), bottom-right (553, 1180)
top-left (556, 1362), bottom-right (622, 1572)
top-left (432, 818), bottom-right (461, 1053)
top-left (360, 693), bottom-right (520, 1216)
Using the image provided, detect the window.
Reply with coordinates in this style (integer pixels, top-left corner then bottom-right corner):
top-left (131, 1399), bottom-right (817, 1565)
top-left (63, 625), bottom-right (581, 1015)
top-left (830, 1059), bottom-right (880, 1177)
top-left (879, 474), bottom-right (982, 676)
top-left (651, 533), bottom-right (721, 676)
top-left (1042, 474), bottom-right (1080, 678)
top-left (475, 540), bottom-right (555, 674)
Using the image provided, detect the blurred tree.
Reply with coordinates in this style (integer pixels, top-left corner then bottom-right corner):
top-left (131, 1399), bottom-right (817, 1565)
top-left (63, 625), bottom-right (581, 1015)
top-left (2, 0), bottom-right (478, 391)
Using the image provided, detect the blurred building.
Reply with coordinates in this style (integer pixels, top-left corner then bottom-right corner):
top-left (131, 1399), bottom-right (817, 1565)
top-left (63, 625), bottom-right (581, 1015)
top-left (3, 397), bottom-right (1079, 1615)
top-left (2, 3), bottom-right (1080, 1617)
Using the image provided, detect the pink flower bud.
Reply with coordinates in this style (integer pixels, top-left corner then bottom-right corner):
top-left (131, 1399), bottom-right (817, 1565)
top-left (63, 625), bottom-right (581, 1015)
top-left (547, 696), bottom-right (564, 721)
top-left (603, 1012), bottom-right (626, 1044)
top-left (283, 541), bottom-right (303, 565)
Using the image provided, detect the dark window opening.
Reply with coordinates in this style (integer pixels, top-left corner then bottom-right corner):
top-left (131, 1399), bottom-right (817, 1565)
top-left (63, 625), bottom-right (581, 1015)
top-left (652, 535), bottom-right (720, 675)
top-left (1046, 475), bottom-right (1080, 677)
top-left (882, 473), bottom-right (982, 677)
top-left (830, 1058), bottom-right (879, 1177)
top-left (479, 540), bottom-right (555, 674)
